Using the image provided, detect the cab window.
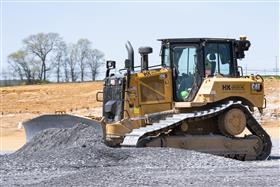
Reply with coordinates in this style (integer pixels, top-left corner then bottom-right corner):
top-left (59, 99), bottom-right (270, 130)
top-left (204, 43), bottom-right (232, 77)
top-left (162, 47), bottom-right (171, 67)
top-left (173, 46), bottom-right (197, 102)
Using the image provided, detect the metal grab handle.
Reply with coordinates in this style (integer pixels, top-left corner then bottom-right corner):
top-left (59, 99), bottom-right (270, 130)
top-left (96, 91), bottom-right (103, 102)
top-left (256, 74), bottom-right (264, 82)
top-left (263, 97), bottom-right (267, 109)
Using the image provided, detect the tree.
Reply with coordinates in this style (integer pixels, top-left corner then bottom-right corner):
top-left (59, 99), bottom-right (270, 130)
top-left (87, 49), bottom-right (104, 81)
top-left (62, 57), bottom-right (70, 82)
top-left (8, 59), bottom-right (24, 81)
top-left (7, 33), bottom-right (105, 83)
top-left (67, 44), bottom-right (79, 82)
top-left (76, 39), bottom-right (91, 81)
top-left (52, 41), bottom-right (67, 83)
top-left (23, 32), bottom-right (62, 81)
top-left (8, 50), bottom-right (40, 84)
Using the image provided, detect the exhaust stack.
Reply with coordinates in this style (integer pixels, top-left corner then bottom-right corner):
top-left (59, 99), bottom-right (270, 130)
top-left (125, 41), bottom-right (134, 71)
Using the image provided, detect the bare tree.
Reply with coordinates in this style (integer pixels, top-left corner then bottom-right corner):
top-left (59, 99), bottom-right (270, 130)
top-left (8, 50), bottom-right (40, 84)
top-left (67, 44), bottom-right (79, 82)
top-left (8, 60), bottom-right (24, 80)
top-left (53, 41), bottom-right (67, 83)
top-left (7, 33), bottom-right (105, 83)
top-left (23, 32), bottom-right (62, 81)
top-left (87, 49), bottom-right (104, 81)
top-left (62, 58), bottom-right (70, 82)
top-left (76, 39), bottom-right (91, 81)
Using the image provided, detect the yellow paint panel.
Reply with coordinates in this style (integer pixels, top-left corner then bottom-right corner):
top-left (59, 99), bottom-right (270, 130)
top-left (134, 107), bottom-right (140, 114)
top-left (194, 77), bottom-right (264, 107)
top-left (123, 68), bottom-right (173, 128)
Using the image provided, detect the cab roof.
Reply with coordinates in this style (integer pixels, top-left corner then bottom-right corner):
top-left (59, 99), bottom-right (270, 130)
top-left (158, 38), bottom-right (236, 43)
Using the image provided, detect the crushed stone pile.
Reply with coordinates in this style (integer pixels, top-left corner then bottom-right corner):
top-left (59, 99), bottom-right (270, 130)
top-left (15, 123), bottom-right (104, 155)
top-left (1, 123), bottom-right (279, 186)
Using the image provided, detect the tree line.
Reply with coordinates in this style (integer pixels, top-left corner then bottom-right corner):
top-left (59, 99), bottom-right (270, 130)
top-left (8, 32), bottom-right (104, 84)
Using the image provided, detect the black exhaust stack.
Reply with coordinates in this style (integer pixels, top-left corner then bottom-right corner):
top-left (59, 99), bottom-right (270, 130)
top-left (125, 41), bottom-right (134, 71)
top-left (139, 47), bottom-right (153, 71)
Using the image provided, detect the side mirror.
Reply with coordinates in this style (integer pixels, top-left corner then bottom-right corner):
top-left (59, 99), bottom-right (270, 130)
top-left (106, 61), bottom-right (116, 69)
top-left (125, 59), bottom-right (131, 69)
top-left (106, 61), bottom-right (116, 78)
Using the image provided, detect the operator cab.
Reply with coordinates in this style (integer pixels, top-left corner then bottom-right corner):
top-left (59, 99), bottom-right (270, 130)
top-left (160, 38), bottom-right (250, 102)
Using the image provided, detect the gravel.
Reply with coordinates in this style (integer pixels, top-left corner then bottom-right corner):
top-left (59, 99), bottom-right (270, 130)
top-left (1, 123), bottom-right (279, 186)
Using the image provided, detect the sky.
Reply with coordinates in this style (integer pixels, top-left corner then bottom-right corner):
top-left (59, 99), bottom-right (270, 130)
top-left (1, 0), bottom-right (279, 79)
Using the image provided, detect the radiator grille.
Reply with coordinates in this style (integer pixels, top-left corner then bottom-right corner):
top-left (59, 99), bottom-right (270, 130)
top-left (140, 75), bottom-right (165, 103)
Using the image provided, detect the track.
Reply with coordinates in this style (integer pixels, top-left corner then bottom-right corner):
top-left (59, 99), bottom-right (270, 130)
top-left (122, 101), bottom-right (272, 160)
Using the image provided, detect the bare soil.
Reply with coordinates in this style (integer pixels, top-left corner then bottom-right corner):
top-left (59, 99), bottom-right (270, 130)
top-left (1, 81), bottom-right (103, 151)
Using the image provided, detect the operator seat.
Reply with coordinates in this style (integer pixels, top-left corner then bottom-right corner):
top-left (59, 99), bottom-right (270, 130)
top-left (209, 53), bottom-right (217, 74)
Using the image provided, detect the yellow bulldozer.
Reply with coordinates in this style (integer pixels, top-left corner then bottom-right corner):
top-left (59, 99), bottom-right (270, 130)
top-left (23, 37), bottom-right (271, 161)
top-left (97, 37), bottom-right (271, 161)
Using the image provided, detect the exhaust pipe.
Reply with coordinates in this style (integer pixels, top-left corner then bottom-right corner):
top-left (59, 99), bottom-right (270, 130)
top-left (125, 41), bottom-right (134, 71)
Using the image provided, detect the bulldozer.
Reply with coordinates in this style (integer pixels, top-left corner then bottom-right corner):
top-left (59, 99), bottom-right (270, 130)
top-left (96, 36), bottom-right (271, 161)
top-left (23, 37), bottom-right (271, 161)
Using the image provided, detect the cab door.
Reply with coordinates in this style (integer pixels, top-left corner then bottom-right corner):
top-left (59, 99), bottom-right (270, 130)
top-left (172, 45), bottom-right (198, 102)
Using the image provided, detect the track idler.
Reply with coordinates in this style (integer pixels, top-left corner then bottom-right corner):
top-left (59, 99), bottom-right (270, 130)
top-left (218, 108), bottom-right (246, 136)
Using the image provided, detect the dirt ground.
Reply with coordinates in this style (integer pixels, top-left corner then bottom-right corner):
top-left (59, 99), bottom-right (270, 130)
top-left (0, 79), bottom-right (279, 151)
top-left (0, 81), bottom-right (103, 151)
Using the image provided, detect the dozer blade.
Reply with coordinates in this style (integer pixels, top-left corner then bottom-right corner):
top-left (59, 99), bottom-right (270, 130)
top-left (22, 114), bottom-right (101, 142)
